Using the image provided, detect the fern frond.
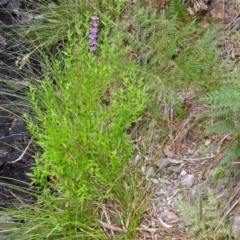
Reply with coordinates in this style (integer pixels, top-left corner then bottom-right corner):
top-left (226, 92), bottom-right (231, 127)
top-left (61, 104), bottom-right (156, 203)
top-left (203, 80), bottom-right (240, 172)
top-left (206, 120), bottom-right (235, 135)
top-left (221, 139), bottom-right (240, 165)
top-left (203, 85), bottom-right (240, 106)
top-left (120, 5), bottom-right (229, 120)
top-left (169, 0), bottom-right (189, 21)
top-left (178, 189), bottom-right (231, 239)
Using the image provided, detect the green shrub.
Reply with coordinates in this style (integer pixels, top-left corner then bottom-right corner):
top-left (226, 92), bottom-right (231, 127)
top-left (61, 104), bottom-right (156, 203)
top-left (17, 15), bottom-right (151, 239)
top-left (26, 17), bottom-right (147, 204)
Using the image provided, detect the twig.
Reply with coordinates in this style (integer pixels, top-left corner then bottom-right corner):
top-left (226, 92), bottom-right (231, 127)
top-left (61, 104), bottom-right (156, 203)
top-left (157, 216), bottom-right (173, 228)
top-left (220, 182), bottom-right (240, 219)
top-left (9, 137), bottom-right (33, 164)
top-left (8, 189), bottom-right (25, 204)
top-left (180, 156), bottom-right (214, 161)
top-left (223, 196), bottom-right (240, 219)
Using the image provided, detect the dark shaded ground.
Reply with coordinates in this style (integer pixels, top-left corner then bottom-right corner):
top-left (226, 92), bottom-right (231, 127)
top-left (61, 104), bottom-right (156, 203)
top-left (0, 0), bottom-right (36, 205)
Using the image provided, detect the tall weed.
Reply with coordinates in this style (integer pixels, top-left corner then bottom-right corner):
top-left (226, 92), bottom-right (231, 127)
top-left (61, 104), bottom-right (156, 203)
top-left (22, 16), bottom-right (148, 238)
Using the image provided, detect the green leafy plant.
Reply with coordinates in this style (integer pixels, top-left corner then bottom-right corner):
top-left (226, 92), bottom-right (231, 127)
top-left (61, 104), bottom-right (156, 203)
top-left (17, 14), bottom-right (153, 238)
top-left (27, 30), bottom-right (147, 199)
top-left (178, 189), bottom-right (231, 240)
top-left (169, 0), bottom-right (190, 21)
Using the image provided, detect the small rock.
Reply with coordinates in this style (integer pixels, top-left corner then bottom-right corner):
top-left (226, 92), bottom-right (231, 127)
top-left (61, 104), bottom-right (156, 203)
top-left (159, 211), bottom-right (179, 222)
top-left (231, 215), bottom-right (240, 239)
top-left (181, 174), bottom-right (195, 188)
top-left (180, 170), bottom-right (187, 176)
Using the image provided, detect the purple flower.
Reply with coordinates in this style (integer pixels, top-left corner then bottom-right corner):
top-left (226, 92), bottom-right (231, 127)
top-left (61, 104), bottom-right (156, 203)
top-left (89, 46), bottom-right (96, 52)
top-left (89, 39), bottom-right (97, 45)
top-left (88, 15), bottom-right (99, 52)
top-left (91, 21), bottom-right (98, 28)
top-left (91, 16), bottom-right (98, 21)
top-left (89, 33), bottom-right (96, 40)
top-left (90, 27), bottom-right (98, 34)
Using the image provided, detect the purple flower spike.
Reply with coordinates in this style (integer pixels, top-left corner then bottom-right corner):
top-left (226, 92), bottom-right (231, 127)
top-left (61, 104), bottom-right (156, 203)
top-left (88, 15), bottom-right (99, 52)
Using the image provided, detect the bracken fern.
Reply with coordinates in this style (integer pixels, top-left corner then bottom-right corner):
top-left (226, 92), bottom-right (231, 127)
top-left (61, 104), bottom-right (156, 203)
top-left (202, 78), bottom-right (240, 174)
top-left (178, 189), bottom-right (231, 239)
top-left (119, 5), bottom-right (227, 119)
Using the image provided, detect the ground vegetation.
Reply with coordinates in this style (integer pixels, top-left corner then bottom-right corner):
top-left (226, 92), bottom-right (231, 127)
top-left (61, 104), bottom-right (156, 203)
top-left (0, 0), bottom-right (239, 239)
